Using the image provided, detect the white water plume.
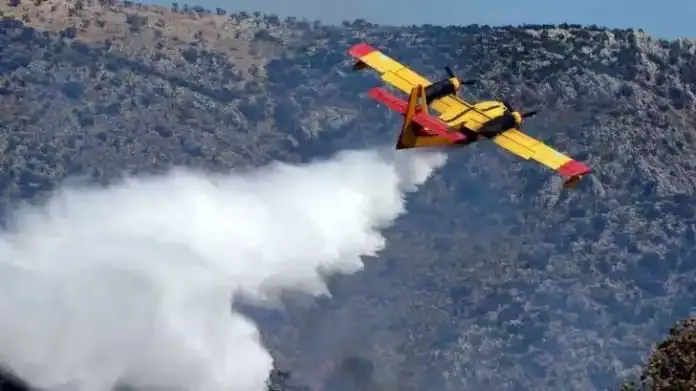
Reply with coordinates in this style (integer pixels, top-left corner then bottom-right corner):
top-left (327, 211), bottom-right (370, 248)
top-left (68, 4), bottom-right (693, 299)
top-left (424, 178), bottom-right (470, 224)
top-left (0, 147), bottom-right (447, 391)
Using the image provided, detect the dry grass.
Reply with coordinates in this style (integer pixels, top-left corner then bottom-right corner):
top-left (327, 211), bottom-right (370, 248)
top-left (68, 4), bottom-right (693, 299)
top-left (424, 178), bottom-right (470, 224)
top-left (0, 0), bottom-right (285, 77)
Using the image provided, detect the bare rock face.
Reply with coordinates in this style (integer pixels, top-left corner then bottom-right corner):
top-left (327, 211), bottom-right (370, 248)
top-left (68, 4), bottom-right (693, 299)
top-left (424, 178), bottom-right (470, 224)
top-left (1, 2), bottom-right (696, 390)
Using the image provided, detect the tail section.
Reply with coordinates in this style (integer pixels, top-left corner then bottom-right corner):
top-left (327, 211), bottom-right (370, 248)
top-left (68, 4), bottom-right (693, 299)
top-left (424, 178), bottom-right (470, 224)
top-left (367, 86), bottom-right (467, 149)
top-left (396, 84), bottom-right (427, 149)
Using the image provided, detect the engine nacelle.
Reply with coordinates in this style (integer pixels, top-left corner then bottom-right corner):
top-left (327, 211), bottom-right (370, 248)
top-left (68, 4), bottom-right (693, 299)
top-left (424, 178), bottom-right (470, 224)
top-left (424, 77), bottom-right (460, 104)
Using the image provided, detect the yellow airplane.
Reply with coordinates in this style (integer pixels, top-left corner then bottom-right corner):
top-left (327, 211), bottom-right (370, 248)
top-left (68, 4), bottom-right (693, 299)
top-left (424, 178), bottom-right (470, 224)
top-left (347, 42), bottom-right (591, 189)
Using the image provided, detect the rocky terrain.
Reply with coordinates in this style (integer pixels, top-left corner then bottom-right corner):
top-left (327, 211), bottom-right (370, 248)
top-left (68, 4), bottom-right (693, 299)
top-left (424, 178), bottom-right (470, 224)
top-left (1, 0), bottom-right (696, 390)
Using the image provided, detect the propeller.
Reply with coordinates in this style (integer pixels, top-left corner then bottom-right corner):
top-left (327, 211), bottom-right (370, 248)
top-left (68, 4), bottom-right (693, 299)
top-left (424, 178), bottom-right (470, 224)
top-left (521, 110), bottom-right (538, 118)
top-left (502, 100), bottom-right (539, 120)
top-left (444, 66), bottom-right (476, 86)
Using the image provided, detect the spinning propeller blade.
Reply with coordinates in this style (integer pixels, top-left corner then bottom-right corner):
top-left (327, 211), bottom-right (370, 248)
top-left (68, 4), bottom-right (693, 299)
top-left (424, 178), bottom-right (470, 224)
top-left (444, 66), bottom-right (476, 86)
top-left (521, 110), bottom-right (538, 118)
top-left (502, 100), bottom-right (540, 121)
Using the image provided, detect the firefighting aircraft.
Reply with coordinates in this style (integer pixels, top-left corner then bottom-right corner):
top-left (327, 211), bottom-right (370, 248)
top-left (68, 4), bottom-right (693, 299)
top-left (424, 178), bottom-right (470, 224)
top-left (347, 42), bottom-right (591, 188)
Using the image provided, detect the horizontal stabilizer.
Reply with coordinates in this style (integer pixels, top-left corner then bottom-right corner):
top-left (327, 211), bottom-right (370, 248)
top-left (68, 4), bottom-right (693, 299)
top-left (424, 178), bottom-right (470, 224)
top-left (367, 87), bottom-right (465, 142)
top-left (367, 87), bottom-right (407, 114)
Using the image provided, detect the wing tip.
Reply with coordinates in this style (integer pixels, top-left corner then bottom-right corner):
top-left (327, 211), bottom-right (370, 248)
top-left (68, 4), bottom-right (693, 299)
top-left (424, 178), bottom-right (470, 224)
top-left (558, 159), bottom-right (592, 188)
top-left (348, 42), bottom-right (376, 58)
top-left (558, 160), bottom-right (591, 177)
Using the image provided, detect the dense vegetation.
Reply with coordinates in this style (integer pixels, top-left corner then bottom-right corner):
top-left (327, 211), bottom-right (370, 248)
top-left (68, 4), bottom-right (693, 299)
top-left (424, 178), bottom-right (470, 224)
top-left (1, 0), bottom-right (696, 389)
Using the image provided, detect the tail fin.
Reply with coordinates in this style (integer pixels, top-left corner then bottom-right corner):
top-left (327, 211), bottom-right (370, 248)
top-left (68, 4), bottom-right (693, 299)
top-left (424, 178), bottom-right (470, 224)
top-left (367, 86), bottom-right (466, 149)
top-left (396, 85), bottom-right (427, 149)
top-left (366, 85), bottom-right (427, 149)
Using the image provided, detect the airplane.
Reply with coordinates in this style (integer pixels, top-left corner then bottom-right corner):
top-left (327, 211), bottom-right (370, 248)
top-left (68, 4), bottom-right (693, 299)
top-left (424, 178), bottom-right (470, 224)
top-left (347, 42), bottom-right (592, 189)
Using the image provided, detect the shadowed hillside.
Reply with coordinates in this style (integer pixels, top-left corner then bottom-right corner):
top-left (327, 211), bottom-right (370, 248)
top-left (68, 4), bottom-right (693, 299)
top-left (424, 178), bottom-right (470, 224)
top-left (1, 0), bottom-right (696, 390)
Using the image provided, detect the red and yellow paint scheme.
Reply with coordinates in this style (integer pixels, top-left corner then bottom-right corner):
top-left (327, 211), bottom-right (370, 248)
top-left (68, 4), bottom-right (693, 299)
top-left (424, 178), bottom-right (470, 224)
top-left (347, 42), bottom-right (591, 189)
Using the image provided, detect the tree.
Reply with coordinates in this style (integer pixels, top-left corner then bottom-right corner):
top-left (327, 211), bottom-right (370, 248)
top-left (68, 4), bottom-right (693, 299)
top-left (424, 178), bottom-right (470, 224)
top-left (622, 317), bottom-right (696, 390)
top-left (643, 317), bottom-right (696, 390)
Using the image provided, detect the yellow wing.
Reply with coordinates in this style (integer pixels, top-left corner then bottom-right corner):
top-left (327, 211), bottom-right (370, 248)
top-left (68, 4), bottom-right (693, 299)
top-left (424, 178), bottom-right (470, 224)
top-left (347, 42), bottom-right (478, 119)
top-left (493, 130), bottom-right (591, 187)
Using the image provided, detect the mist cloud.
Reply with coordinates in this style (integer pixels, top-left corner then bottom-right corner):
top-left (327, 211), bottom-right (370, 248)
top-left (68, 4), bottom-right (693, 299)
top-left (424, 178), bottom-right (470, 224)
top-left (0, 147), bottom-right (446, 391)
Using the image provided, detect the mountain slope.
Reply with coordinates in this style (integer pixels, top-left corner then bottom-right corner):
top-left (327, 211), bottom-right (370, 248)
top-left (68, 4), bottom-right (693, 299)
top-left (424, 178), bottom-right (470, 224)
top-left (1, 1), bottom-right (696, 390)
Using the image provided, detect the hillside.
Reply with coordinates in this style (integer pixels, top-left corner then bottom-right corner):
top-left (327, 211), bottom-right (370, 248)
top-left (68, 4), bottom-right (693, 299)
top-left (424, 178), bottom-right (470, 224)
top-left (1, 0), bottom-right (696, 390)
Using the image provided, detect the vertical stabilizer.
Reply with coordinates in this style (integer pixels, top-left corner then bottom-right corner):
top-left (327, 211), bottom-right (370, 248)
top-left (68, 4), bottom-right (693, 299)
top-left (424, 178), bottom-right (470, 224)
top-left (366, 86), bottom-right (465, 150)
top-left (395, 86), bottom-right (421, 149)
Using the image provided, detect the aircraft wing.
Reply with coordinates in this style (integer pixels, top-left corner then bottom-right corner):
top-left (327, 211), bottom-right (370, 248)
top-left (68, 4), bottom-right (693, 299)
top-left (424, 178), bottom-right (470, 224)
top-left (347, 42), bottom-right (477, 117)
top-left (493, 129), bottom-right (591, 188)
